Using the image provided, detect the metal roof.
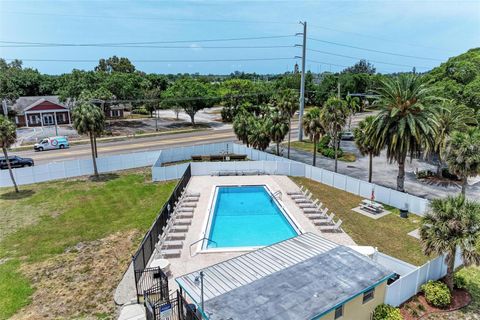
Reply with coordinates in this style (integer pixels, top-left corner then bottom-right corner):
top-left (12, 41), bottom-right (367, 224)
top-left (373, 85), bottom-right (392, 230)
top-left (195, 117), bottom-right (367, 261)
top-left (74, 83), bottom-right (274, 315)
top-left (176, 233), bottom-right (338, 302)
top-left (176, 233), bottom-right (394, 320)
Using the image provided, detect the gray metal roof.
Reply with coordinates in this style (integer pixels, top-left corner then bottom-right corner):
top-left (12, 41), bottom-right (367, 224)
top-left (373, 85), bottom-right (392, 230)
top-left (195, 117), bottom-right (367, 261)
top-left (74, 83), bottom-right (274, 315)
top-left (10, 96), bottom-right (67, 113)
top-left (176, 233), bottom-right (394, 320)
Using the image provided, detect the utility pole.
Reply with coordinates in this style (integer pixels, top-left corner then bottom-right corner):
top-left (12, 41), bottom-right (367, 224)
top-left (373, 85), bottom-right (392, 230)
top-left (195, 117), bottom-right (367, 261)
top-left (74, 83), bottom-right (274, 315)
top-left (297, 21), bottom-right (307, 141)
top-left (337, 82), bottom-right (341, 99)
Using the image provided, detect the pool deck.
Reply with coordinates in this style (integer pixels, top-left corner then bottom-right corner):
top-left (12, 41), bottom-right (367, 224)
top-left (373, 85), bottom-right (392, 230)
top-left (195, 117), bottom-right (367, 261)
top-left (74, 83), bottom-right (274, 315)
top-left (151, 175), bottom-right (356, 291)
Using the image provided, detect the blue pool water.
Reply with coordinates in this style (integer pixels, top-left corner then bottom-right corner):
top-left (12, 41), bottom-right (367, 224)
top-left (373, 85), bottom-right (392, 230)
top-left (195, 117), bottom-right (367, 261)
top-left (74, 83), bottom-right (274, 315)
top-left (206, 186), bottom-right (298, 248)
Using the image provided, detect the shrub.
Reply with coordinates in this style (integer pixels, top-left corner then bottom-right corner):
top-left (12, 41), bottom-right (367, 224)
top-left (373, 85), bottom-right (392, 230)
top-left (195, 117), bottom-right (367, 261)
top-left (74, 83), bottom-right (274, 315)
top-left (372, 304), bottom-right (403, 320)
top-left (454, 273), bottom-right (467, 289)
top-left (131, 107), bottom-right (150, 115)
top-left (421, 280), bottom-right (451, 308)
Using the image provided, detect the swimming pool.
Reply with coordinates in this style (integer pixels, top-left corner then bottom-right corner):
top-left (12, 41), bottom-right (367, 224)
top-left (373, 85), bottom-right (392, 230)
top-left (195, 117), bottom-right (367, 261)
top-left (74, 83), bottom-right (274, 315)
top-left (204, 185), bottom-right (299, 249)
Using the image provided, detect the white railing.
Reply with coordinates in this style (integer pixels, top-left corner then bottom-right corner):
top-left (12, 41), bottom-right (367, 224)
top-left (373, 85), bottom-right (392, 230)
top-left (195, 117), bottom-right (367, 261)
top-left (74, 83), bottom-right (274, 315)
top-left (383, 249), bottom-right (463, 306)
top-left (0, 150), bottom-right (161, 187)
top-left (151, 142), bottom-right (430, 216)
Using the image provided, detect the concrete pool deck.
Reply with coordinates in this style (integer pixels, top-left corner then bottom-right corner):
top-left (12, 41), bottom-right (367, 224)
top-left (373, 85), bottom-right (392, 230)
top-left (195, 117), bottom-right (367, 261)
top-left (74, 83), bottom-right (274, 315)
top-left (151, 175), bottom-right (356, 291)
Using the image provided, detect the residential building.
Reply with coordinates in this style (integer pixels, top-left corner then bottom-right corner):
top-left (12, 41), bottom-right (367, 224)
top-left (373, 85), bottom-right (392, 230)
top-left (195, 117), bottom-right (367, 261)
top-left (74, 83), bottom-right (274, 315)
top-left (10, 96), bottom-right (72, 127)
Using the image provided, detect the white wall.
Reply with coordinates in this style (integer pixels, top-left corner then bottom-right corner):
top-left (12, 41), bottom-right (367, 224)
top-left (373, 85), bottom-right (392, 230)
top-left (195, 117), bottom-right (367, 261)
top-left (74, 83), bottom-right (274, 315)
top-left (384, 249), bottom-right (464, 306)
top-left (0, 150), bottom-right (161, 187)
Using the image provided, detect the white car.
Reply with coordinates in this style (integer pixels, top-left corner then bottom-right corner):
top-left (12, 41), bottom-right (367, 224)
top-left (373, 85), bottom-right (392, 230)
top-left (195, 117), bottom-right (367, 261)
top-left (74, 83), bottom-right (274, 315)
top-left (34, 136), bottom-right (70, 151)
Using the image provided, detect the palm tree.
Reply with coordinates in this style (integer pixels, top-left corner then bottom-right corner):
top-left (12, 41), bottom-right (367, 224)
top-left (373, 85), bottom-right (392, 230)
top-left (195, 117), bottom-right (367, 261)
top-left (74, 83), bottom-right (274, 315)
top-left (0, 116), bottom-right (19, 193)
top-left (248, 117), bottom-right (271, 151)
top-left (430, 101), bottom-right (477, 177)
top-left (72, 102), bottom-right (105, 177)
top-left (420, 195), bottom-right (480, 291)
top-left (443, 128), bottom-right (480, 195)
top-left (371, 74), bottom-right (439, 192)
top-left (303, 107), bottom-right (325, 166)
top-left (277, 89), bottom-right (298, 158)
top-left (345, 95), bottom-right (360, 130)
top-left (269, 109), bottom-right (289, 156)
top-left (233, 108), bottom-right (252, 147)
top-left (354, 116), bottom-right (380, 183)
top-left (320, 97), bottom-right (348, 173)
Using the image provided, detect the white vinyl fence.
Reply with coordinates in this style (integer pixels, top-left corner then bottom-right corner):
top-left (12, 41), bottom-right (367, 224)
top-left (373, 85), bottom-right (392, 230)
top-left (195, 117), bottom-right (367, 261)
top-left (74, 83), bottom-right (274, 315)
top-left (0, 150), bottom-right (161, 187)
top-left (152, 142), bottom-right (429, 215)
top-left (384, 249), bottom-right (463, 306)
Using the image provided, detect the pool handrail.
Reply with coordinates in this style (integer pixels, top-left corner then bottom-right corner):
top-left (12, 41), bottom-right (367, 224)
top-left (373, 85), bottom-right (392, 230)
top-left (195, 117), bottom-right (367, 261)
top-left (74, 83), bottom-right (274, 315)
top-left (189, 237), bottom-right (217, 257)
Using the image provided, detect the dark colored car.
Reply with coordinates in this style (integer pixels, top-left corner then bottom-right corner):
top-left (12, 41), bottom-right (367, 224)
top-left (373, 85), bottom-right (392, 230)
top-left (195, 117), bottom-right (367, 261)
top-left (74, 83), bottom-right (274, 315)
top-left (0, 156), bottom-right (34, 170)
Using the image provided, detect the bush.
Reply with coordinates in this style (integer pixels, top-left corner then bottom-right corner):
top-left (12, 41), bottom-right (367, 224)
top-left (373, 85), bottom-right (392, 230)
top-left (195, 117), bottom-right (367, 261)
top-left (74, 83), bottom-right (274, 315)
top-left (454, 273), bottom-right (467, 289)
top-left (421, 280), bottom-right (451, 308)
top-left (372, 304), bottom-right (403, 320)
top-left (320, 147), bottom-right (344, 159)
top-left (131, 107), bottom-right (149, 115)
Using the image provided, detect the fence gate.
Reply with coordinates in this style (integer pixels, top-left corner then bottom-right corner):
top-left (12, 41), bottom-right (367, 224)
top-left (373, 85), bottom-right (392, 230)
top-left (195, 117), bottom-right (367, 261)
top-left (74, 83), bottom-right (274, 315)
top-left (144, 290), bottom-right (202, 320)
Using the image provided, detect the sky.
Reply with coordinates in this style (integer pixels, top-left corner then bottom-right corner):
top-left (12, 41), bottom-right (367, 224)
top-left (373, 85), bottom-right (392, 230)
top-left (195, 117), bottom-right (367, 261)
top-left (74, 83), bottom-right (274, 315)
top-left (0, 0), bottom-right (479, 75)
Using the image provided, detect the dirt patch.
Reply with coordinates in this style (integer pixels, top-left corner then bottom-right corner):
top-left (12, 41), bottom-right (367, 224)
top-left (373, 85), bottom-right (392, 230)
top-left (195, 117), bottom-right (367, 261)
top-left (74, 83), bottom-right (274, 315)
top-left (400, 289), bottom-right (472, 320)
top-left (11, 230), bottom-right (140, 320)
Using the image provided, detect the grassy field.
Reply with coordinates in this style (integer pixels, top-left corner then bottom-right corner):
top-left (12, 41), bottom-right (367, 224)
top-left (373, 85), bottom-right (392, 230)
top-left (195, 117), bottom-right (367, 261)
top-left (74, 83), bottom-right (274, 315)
top-left (0, 169), bottom-right (176, 319)
top-left (291, 177), bottom-right (427, 265)
top-left (291, 177), bottom-right (480, 318)
top-left (287, 140), bottom-right (357, 162)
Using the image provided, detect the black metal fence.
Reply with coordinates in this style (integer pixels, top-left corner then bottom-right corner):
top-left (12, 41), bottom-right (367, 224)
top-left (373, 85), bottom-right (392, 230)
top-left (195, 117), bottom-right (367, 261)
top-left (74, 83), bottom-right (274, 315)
top-left (136, 267), bottom-right (169, 304)
top-left (132, 164), bottom-right (192, 298)
top-left (144, 289), bottom-right (202, 320)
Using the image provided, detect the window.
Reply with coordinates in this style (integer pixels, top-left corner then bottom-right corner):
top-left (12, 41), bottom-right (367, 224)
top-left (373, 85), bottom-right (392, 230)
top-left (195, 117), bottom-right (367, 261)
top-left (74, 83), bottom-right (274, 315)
top-left (334, 305), bottom-right (343, 319)
top-left (363, 288), bottom-right (375, 304)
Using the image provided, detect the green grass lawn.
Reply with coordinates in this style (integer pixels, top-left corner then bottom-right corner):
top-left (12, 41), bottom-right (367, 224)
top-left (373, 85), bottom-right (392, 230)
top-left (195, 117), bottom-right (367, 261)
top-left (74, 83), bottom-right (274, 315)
top-left (0, 169), bottom-right (176, 319)
top-left (291, 177), bottom-right (428, 265)
top-left (287, 140), bottom-right (357, 162)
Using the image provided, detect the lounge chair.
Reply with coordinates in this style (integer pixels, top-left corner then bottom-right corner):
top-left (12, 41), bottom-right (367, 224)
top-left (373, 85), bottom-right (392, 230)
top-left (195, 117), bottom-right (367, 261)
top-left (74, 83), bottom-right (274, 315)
top-left (321, 219), bottom-right (343, 232)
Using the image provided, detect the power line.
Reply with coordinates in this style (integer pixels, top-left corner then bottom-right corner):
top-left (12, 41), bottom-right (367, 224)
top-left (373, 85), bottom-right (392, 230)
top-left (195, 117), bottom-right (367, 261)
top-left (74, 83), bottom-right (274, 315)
top-left (307, 48), bottom-right (430, 69)
top-left (0, 44), bottom-right (296, 49)
top-left (0, 35), bottom-right (295, 46)
top-left (2, 10), bottom-right (297, 25)
top-left (4, 57), bottom-right (297, 63)
top-left (307, 37), bottom-right (444, 62)
top-left (308, 24), bottom-right (456, 53)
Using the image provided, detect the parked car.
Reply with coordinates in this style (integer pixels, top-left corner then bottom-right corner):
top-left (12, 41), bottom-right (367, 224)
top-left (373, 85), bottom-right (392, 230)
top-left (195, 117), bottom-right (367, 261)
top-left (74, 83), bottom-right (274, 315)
top-left (340, 132), bottom-right (355, 141)
top-left (0, 156), bottom-right (34, 169)
top-left (34, 136), bottom-right (70, 151)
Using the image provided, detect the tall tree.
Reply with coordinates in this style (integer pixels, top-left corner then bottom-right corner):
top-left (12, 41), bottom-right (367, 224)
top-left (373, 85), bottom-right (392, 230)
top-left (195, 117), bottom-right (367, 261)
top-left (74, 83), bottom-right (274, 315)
top-left (371, 74), bottom-right (439, 192)
top-left (248, 117), bottom-right (271, 151)
top-left (0, 116), bottom-right (19, 193)
top-left (430, 101), bottom-right (477, 177)
top-left (163, 78), bottom-right (215, 126)
top-left (303, 107), bottom-right (325, 166)
top-left (95, 56), bottom-right (136, 73)
top-left (277, 89), bottom-right (298, 158)
top-left (443, 128), bottom-right (480, 195)
top-left (420, 195), bottom-right (480, 291)
top-left (341, 59), bottom-right (376, 75)
top-left (320, 97), bottom-right (348, 173)
top-left (269, 109), bottom-right (289, 155)
top-left (72, 102), bottom-right (105, 177)
top-left (354, 116), bottom-right (381, 183)
top-left (233, 108), bottom-right (252, 147)
top-left (345, 95), bottom-right (360, 130)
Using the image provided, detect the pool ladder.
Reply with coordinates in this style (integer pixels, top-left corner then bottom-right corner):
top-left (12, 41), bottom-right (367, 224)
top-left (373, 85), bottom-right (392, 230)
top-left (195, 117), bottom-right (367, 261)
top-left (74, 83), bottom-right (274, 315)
top-left (273, 190), bottom-right (282, 200)
top-left (189, 237), bottom-right (217, 257)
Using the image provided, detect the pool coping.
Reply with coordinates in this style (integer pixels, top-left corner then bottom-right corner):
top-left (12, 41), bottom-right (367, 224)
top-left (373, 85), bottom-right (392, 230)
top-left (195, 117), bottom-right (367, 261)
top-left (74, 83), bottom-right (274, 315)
top-left (197, 184), bottom-right (304, 254)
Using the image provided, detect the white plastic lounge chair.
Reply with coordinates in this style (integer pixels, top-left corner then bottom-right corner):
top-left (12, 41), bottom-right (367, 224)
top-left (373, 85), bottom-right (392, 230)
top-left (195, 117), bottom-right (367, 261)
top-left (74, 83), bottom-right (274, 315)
top-left (160, 249), bottom-right (181, 259)
top-left (174, 219), bottom-right (192, 226)
top-left (299, 202), bottom-right (316, 208)
top-left (177, 212), bottom-right (194, 219)
top-left (176, 207), bottom-right (194, 213)
top-left (321, 219), bottom-right (343, 232)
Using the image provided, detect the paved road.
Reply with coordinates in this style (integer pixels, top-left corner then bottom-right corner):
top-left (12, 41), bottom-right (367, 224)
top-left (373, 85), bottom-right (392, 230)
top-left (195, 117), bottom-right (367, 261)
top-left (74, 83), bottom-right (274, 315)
top-left (14, 128), bottom-right (238, 164)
